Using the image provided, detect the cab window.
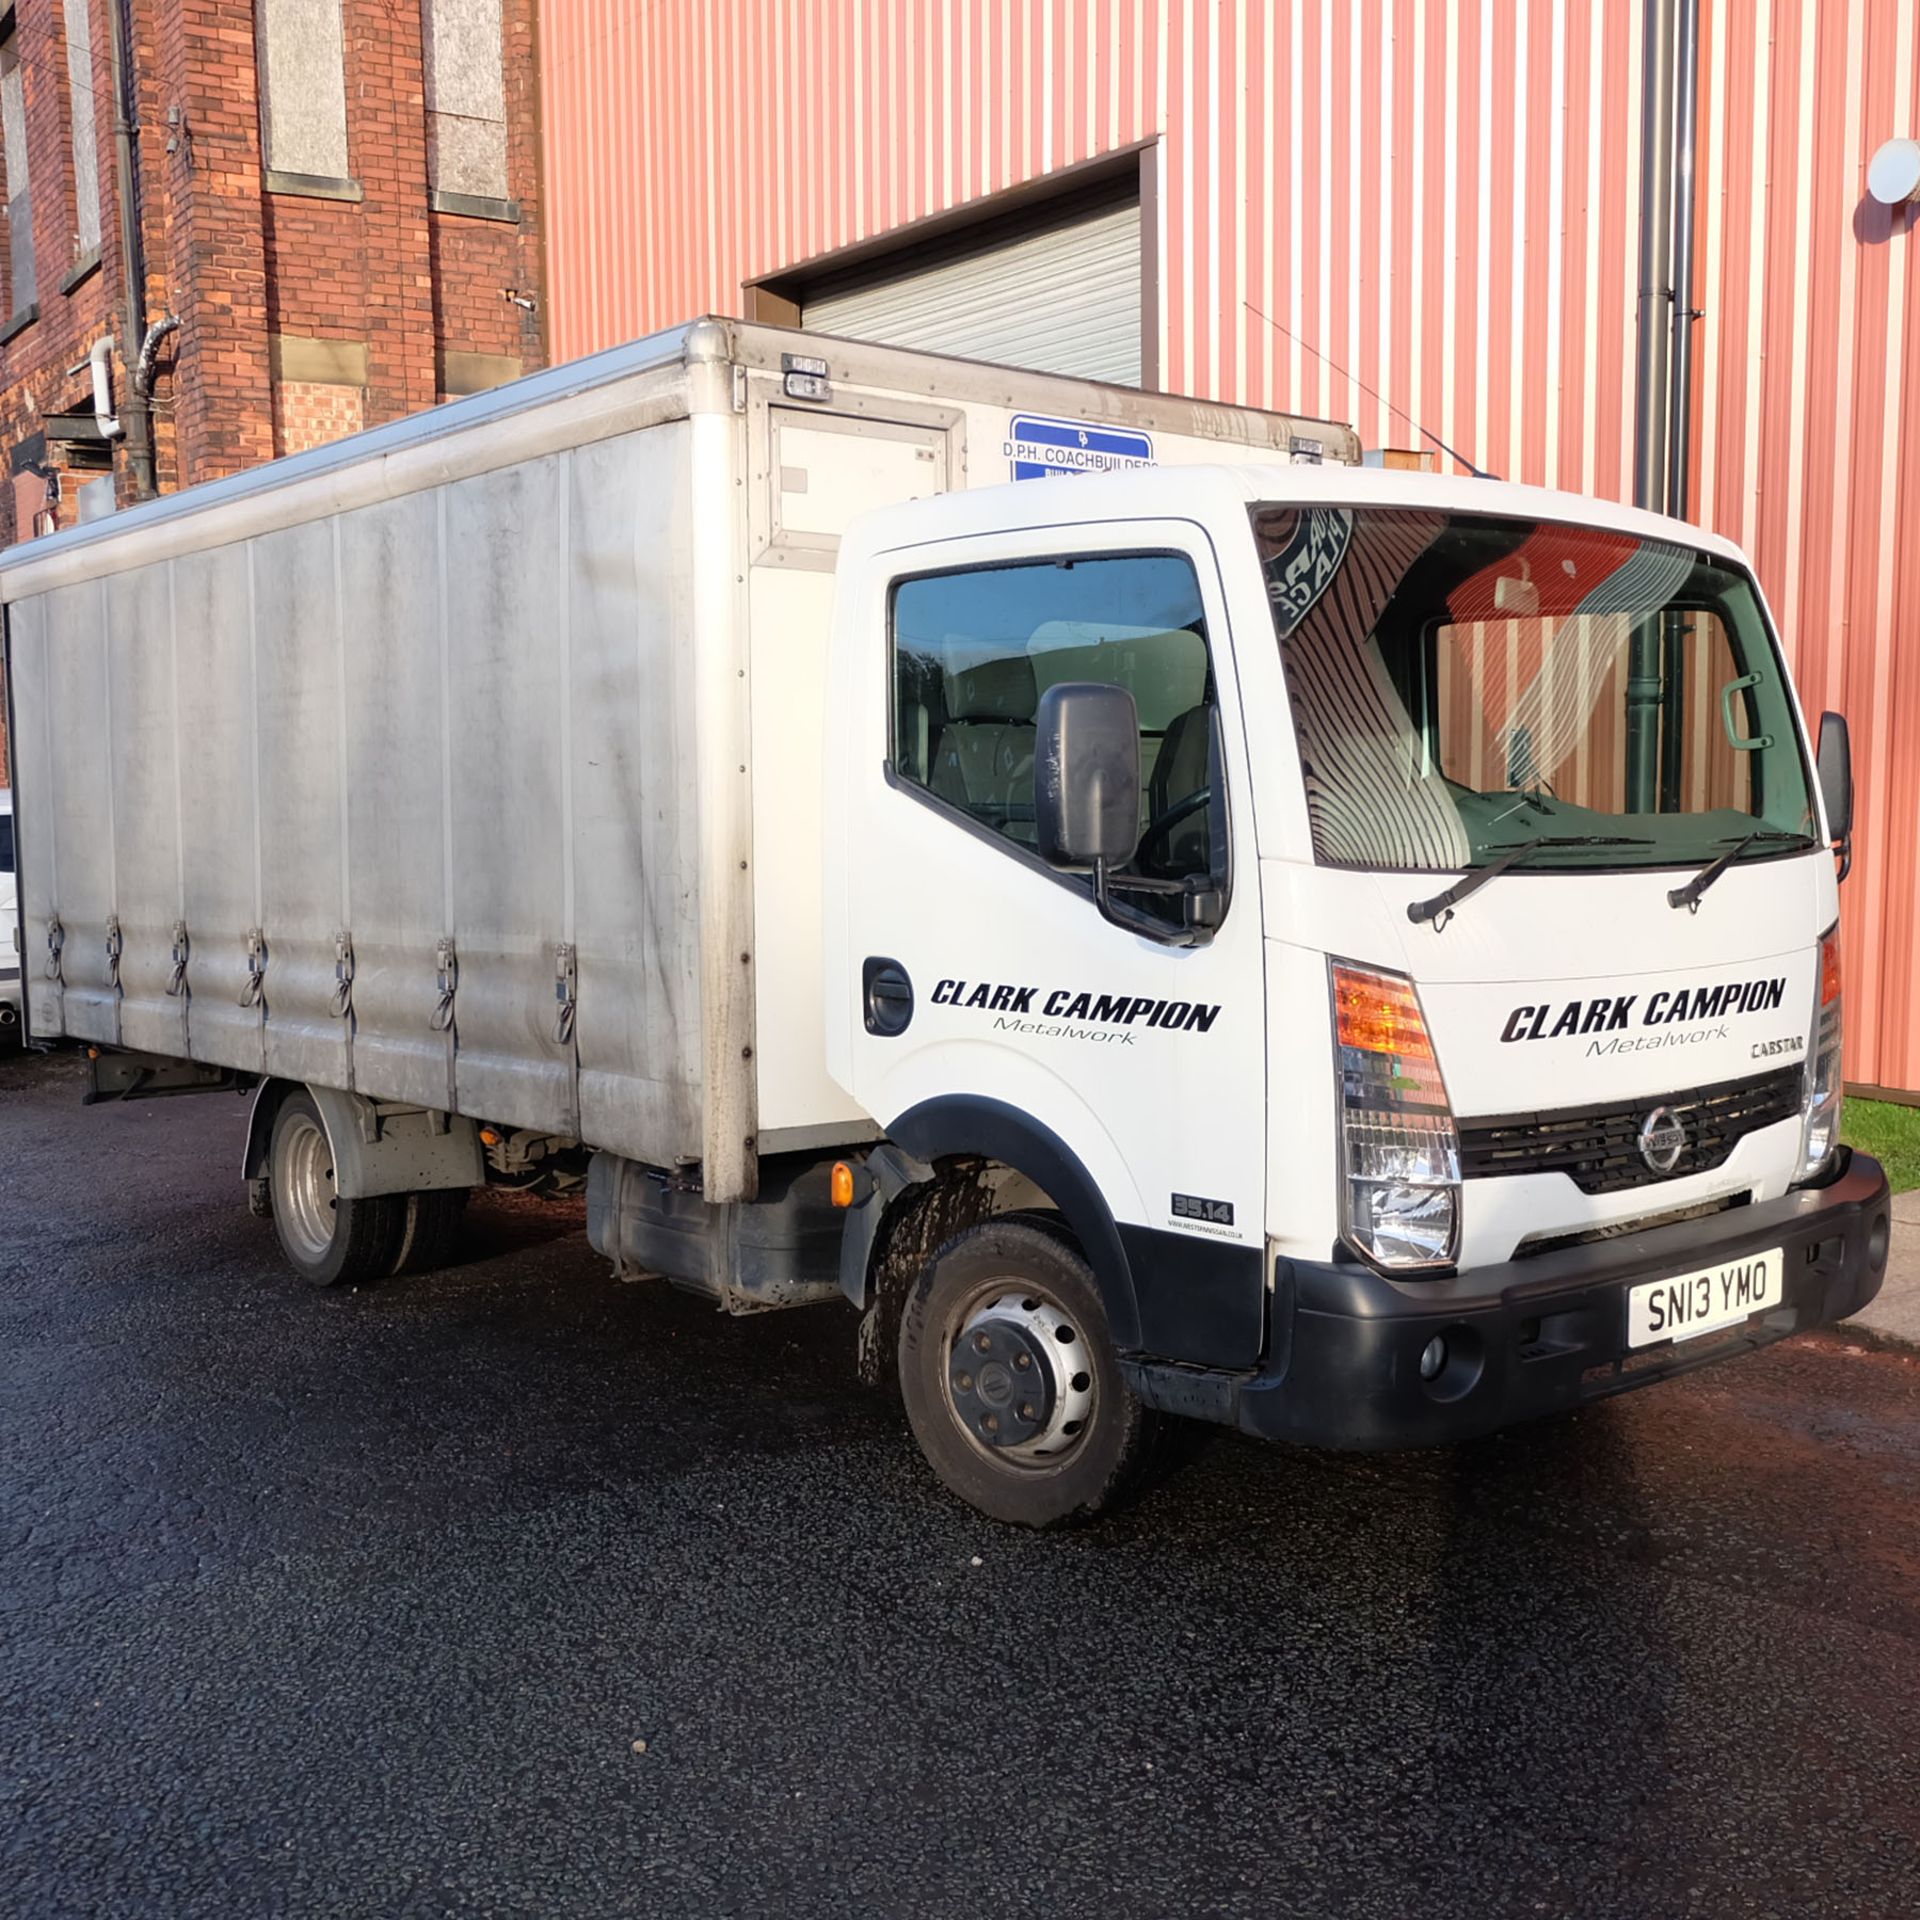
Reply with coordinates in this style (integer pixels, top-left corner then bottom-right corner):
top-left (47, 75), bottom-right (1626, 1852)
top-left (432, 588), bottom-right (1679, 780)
top-left (890, 552), bottom-right (1222, 923)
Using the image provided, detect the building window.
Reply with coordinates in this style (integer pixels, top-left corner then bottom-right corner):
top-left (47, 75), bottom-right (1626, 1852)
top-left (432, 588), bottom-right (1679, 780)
top-left (63, 0), bottom-right (102, 264)
top-left (255, 0), bottom-right (350, 183)
top-left (422, 0), bottom-right (508, 205)
top-left (1, 25), bottom-right (34, 317)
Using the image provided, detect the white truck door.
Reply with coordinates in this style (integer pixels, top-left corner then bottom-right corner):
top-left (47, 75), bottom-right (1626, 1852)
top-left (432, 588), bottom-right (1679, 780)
top-left (829, 518), bottom-right (1270, 1367)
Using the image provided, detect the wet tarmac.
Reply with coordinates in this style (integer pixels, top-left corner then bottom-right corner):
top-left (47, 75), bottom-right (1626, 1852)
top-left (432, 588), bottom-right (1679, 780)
top-left (3, 1044), bottom-right (1918, 1918)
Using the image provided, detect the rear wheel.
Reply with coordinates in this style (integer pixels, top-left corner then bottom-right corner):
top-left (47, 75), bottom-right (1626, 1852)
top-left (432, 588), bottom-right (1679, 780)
top-left (268, 1092), bottom-right (405, 1287)
top-left (898, 1218), bottom-right (1166, 1527)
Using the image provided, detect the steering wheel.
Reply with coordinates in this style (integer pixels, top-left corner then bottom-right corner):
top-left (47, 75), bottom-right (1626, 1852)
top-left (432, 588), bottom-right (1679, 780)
top-left (1134, 786), bottom-right (1211, 876)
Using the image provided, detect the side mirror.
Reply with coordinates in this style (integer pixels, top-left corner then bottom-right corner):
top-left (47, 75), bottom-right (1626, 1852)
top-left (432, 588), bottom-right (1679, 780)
top-left (1034, 681), bottom-right (1141, 870)
top-left (1817, 710), bottom-right (1853, 879)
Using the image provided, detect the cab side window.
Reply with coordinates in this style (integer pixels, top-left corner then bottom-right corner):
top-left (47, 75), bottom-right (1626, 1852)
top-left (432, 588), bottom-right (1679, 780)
top-left (890, 552), bottom-right (1222, 920)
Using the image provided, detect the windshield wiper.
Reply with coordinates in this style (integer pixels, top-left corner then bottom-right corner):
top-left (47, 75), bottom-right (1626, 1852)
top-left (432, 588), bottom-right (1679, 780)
top-left (1667, 828), bottom-right (1817, 913)
top-left (1408, 835), bottom-right (1654, 931)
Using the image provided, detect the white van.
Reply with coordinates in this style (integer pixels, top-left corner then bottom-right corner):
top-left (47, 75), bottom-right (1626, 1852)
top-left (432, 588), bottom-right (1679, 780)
top-left (4, 322), bottom-right (1890, 1525)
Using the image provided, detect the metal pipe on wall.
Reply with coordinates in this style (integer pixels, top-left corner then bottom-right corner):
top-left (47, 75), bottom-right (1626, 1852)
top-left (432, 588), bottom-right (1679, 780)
top-left (1632, 0), bottom-right (1678, 514)
top-left (106, 0), bottom-right (155, 502)
top-left (1657, 0), bottom-right (1703, 815)
top-left (1665, 0), bottom-right (1702, 522)
top-left (1627, 0), bottom-right (1678, 814)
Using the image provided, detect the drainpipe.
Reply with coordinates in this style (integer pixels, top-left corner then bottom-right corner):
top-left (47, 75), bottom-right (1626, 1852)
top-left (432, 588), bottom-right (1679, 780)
top-left (1656, 0), bottom-right (1702, 814)
top-left (105, 0), bottom-right (155, 500)
top-left (1627, 0), bottom-right (1678, 814)
top-left (1632, 0), bottom-right (1677, 512)
top-left (1664, 0), bottom-right (1702, 521)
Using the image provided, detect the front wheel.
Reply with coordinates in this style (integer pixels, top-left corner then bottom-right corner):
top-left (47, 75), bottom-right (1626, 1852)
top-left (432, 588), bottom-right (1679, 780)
top-left (898, 1218), bottom-right (1167, 1527)
top-left (268, 1092), bottom-right (406, 1287)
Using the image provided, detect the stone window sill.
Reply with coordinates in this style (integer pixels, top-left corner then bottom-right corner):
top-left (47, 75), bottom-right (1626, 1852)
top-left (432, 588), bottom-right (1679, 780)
top-left (265, 170), bottom-right (364, 204)
top-left (59, 249), bottom-right (101, 295)
top-left (0, 302), bottom-right (40, 345)
top-left (430, 188), bottom-right (520, 225)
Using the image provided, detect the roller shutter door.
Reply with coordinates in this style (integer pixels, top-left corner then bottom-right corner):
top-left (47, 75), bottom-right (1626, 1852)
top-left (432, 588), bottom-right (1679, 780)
top-left (801, 199), bottom-right (1142, 386)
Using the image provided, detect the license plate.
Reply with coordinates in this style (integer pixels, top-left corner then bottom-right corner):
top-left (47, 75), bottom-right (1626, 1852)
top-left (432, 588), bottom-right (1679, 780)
top-left (1627, 1246), bottom-right (1784, 1349)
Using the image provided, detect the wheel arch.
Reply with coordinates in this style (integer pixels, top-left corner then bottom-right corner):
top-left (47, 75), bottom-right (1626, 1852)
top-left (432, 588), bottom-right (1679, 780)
top-left (242, 1079), bottom-right (485, 1198)
top-left (885, 1095), bottom-right (1143, 1353)
top-left (241, 1077), bottom-right (301, 1185)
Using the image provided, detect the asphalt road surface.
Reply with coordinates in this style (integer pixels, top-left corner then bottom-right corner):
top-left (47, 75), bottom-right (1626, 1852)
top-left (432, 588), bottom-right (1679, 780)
top-left (4, 1045), bottom-right (1918, 1920)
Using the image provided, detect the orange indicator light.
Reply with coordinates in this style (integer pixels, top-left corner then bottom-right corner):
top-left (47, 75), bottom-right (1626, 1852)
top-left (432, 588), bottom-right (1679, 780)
top-left (1332, 965), bottom-right (1437, 1064)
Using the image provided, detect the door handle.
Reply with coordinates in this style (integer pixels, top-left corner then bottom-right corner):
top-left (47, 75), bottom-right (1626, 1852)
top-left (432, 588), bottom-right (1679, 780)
top-left (862, 957), bottom-right (914, 1037)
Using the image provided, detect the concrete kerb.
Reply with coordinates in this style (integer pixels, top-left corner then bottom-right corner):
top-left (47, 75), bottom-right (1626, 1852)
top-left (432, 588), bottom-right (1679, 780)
top-left (1840, 1186), bottom-right (1920, 1353)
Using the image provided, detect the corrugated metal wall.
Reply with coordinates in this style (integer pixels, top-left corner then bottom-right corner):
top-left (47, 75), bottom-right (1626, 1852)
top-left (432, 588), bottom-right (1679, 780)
top-left (540, 0), bottom-right (1920, 1094)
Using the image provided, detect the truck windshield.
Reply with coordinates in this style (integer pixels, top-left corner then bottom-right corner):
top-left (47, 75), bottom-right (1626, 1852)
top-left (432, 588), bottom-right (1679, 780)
top-left (1253, 505), bottom-right (1816, 873)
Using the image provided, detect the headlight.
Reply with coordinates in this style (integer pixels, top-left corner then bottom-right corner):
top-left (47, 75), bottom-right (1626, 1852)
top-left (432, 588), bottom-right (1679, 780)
top-left (1331, 961), bottom-right (1460, 1270)
top-left (1795, 923), bottom-right (1843, 1183)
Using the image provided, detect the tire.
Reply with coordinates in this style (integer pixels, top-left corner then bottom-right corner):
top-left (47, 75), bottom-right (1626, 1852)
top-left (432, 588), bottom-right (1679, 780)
top-left (268, 1091), bottom-right (406, 1288)
top-left (388, 1187), bottom-right (471, 1277)
top-left (898, 1218), bottom-right (1167, 1527)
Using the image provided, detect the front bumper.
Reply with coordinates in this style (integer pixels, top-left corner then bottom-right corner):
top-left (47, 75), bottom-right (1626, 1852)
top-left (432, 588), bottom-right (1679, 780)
top-left (1128, 1150), bottom-right (1892, 1450)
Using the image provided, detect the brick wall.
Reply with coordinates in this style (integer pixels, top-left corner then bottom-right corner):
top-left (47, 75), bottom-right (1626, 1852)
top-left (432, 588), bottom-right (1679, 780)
top-left (154, 0), bottom-right (275, 488)
top-left (0, 0), bottom-right (548, 779)
top-left (271, 377), bottom-right (364, 456)
top-left (0, 2), bottom-right (126, 527)
top-left (0, 0), bottom-right (549, 783)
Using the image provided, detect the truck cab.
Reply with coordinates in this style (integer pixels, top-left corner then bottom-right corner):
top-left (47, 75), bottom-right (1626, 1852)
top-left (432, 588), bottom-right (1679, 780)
top-left (822, 463), bottom-right (1889, 1522)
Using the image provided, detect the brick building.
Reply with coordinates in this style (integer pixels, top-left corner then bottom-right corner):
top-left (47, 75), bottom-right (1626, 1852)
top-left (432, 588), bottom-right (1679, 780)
top-left (0, 0), bottom-right (546, 777)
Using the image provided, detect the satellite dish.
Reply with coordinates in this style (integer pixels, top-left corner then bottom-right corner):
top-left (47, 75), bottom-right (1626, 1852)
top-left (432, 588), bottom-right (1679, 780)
top-left (1867, 136), bottom-right (1920, 207)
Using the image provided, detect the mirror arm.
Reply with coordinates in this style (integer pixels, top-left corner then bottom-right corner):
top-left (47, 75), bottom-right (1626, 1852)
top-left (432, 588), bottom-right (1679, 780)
top-left (1834, 832), bottom-right (1853, 885)
top-left (1092, 856), bottom-right (1199, 948)
top-left (1183, 879), bottom-right (1226, 933)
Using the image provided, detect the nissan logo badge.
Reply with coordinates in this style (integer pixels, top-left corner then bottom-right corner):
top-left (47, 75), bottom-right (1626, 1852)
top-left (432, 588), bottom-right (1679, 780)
top-left (1637, 1105), bottom-right (1688, 1175)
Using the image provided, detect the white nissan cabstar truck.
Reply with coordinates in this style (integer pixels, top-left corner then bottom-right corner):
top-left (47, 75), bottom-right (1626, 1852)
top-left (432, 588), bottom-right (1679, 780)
top-left (4, 320), bottom-right (1890, 1526)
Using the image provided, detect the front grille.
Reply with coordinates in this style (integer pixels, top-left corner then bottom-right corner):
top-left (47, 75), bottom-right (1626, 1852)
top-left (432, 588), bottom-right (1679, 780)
top-left (1458, 1065), bottom-right (1804, 1194)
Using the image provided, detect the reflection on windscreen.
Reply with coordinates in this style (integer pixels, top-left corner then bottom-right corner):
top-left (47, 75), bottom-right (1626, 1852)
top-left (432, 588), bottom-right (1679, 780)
top-left (1252, 506), bottom-right (1814, 874)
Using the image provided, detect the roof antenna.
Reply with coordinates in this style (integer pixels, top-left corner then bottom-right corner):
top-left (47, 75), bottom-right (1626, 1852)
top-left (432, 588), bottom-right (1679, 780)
top-left (1244, 299), bottom-right (1499, 481)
